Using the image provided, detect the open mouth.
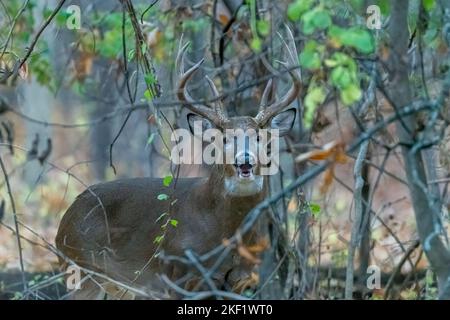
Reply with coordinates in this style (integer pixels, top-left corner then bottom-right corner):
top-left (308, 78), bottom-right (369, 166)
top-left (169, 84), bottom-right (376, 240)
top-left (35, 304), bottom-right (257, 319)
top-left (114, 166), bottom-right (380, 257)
top-left (237, 164), bottom-right (253, 178)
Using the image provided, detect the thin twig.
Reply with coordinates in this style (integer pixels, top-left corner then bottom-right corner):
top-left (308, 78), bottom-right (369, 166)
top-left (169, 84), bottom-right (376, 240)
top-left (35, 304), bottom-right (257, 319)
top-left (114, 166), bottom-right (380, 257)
top-left (384, 239), bottom-right (420, 299)
top-left (0, 154), bottom-right (27, 291)
top-left (16, 0), bottom-right (67, 75)
top-left (345, 140), bottom-right (369, 300)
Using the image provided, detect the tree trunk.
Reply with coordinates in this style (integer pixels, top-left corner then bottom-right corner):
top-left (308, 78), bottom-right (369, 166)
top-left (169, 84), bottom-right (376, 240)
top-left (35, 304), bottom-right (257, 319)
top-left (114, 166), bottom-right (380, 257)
top-left (388, 0), bottom-right (450, 299)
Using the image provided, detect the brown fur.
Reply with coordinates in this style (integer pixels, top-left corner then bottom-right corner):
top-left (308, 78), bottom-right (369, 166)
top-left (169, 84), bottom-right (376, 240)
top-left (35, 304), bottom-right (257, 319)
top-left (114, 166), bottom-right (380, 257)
top-left (56, 167), bottom-right (266, 299)
top-left (55, 112), bottom-right (296, 299)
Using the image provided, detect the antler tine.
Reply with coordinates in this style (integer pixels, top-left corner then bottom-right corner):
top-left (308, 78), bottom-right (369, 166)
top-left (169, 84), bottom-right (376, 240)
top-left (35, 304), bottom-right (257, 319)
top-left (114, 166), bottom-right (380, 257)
top-left (176, 42), bottom-right (223, 126)
top-left (175, 38), bottom-right (189, 75)
top-left (255, 26), bottom-right (301, 126)
top-left (278, 26), bottom-right (299, 68)
top-left (259, 78), bottom-right (273, 112)
top-left (205, 75), bottom-right (228, 123)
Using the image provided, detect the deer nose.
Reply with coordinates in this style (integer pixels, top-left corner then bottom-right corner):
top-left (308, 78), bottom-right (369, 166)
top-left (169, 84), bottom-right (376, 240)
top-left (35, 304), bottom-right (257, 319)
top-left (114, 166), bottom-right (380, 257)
top-left (234, 152), bottom-right (255, 178)
top-left (235, 151), bottom-right (255, 166)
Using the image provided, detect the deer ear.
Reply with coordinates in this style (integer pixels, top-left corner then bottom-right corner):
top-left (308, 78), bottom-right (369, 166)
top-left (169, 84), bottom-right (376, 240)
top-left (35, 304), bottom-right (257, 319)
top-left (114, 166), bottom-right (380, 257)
top-left (187, 113), bottom-right (214, 136)
top-left (269, 108), bottom-right (296, 136)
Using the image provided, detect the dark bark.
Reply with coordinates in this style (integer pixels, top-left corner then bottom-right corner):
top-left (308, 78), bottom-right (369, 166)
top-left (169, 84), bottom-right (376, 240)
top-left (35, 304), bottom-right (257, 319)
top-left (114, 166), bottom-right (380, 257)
top-left (357, 148), bottom-right (371, 291)
top-left (388, 0), bottom-right (450, 299)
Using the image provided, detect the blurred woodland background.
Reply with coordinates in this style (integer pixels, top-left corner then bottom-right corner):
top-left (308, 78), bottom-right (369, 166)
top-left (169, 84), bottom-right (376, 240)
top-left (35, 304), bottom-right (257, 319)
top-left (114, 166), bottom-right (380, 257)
top-left (1, 0), bottom-right (450, 300)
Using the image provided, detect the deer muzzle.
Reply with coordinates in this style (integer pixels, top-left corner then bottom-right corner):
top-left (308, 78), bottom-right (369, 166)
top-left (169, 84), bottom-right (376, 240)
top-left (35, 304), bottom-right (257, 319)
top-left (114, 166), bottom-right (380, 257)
top-left (234, 151), bottom-right (256, 179)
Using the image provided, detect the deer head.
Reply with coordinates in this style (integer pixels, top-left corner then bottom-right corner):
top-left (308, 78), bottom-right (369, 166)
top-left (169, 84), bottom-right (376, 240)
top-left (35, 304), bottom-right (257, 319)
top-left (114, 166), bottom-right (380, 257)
top-left (176, 32), bottom-right (301, 197)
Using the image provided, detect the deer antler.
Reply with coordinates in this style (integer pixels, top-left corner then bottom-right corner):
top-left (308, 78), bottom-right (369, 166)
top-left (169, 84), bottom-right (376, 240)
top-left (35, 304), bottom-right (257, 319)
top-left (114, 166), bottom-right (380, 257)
top-left (254, 26), bottom-right (301, 126)
top-left (176, 42), bottom-right (228, 126)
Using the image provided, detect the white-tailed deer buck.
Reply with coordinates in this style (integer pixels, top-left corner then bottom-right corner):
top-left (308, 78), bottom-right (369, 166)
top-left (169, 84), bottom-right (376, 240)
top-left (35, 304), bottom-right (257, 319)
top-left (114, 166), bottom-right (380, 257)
top-left (55, 32), bottom-right (301, 299)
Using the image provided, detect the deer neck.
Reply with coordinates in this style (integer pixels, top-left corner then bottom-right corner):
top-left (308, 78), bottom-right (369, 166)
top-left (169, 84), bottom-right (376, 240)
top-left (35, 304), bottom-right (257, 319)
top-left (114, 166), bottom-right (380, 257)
top-left (203, 164), bottom-right (268, 216)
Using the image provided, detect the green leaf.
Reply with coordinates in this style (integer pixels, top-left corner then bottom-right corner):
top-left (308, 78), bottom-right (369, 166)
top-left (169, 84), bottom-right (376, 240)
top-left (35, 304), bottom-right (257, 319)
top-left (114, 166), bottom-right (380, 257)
top-left (250, 37), bottom-right (262, 52)
top-left (153, 235), bottom-right (164, 244)
top-left (256, 20), bottom-right (270, 37)
top-left (304, 86), bottom-right (326, 128)
top-left (329, 52), bottom-right (353, 66)
top-left (301, 8), bottom-right (331, 35)
top-left (329, 26), bottom-right (375, 54)
top-left (287, 1), bottom-right (302, 21)
top-left (422, 0), bottom-right (435, 11)
top-left (310, 203), bottom-right (321, 217)
top-left (378, 0), bottom-right (390, 15)
top-left (312, 9), bottom-right (331, 29)
top-left (340, 84), bottom-right (362, 106)
top-left (287, 0), bottom-right (313, 21)
top-left (163, 175), bottom-right (173, 187)
top-left (98, 29), bottom-right (122, 58)
top-left (144, 89), bottom-right (154, 101)
top-left (299, 50), bottom-right (321, 70)
top-left (144, 73), bottom-right (156, 86)
top-left (299, 40), bottom-right (322, 70)
top-left (170, 219), bottom-right (178, 227)
top-left (331, 66), bottom-right (352, 89)
top-left (305, 87), bottom-right (326, 110)
top-left (157, 194), bottom-right (169, 201)
top-left (54, 11), bottom-right (71, 27)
